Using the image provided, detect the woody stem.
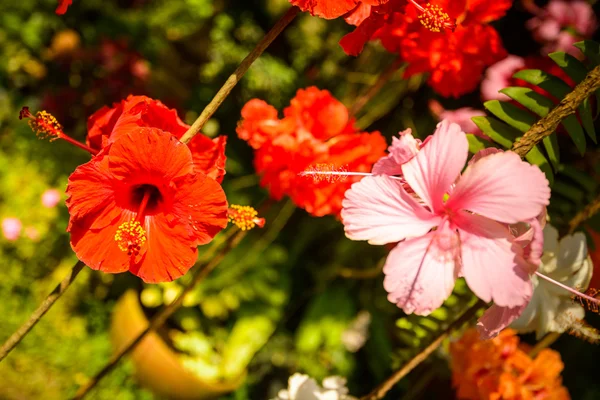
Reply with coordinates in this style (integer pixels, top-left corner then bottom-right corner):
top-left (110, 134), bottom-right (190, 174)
top-left (359, 300), bottom-right (486, 400)
top-left (535, 271), bottom-right (600, 306)
top-left (0, 261), bottom-right (85, 362)
top-left (512, 65), bottom-right (600, 158)
top-left (179, 6), bottom-right (299, 144)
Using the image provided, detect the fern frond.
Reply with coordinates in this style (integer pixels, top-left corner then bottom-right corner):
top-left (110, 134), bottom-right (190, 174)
top-left (471, 40), bottom-right (600, 187)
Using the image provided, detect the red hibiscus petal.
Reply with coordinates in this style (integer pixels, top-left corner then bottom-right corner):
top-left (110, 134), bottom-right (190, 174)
top-left (129, 214), bottom-right (199, 283)
top-left (108, 128), bottom-right (194, 184)
top-left (56, 0), bottom-right (72, 15)
top-left (187, 135), bottom-right (228, 183)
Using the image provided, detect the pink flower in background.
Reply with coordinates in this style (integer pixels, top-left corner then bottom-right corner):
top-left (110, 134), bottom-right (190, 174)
top-left (429, 100), bottom-right (488, 139)
top-left (341, 121), bottom-right (550, 317)
top-left (2, 218), bottom-right (22, 241)
top-left (25, 227), bottom-right (41, 241)
top-left (481, 55), bottom-right (525, 101)
top-left (527, 0), bottom-right (598, 57)
top-left (42, 189), bottom-right (62, 208)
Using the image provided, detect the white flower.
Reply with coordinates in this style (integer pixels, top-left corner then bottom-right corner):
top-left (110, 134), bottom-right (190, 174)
top-left (274, 373), bottom-right (356, 400)
top-left (511, 224), bottom-right (593, 338)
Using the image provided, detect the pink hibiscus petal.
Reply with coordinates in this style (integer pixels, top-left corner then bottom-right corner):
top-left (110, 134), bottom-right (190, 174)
top-left (476, 303), bottom-right (529, 339)
top-left (456, 212), bottom-right (533, 308)
top-left (383, 222), bottom-right (459, 315)
top-left (447, 151), bottom-right (550, 224)
top-left (372, 129), bottom-right (419, 175)
top-left (402, 121), bottom-right (468, 213)
top-left (341, 175), bottom-right (440, 245)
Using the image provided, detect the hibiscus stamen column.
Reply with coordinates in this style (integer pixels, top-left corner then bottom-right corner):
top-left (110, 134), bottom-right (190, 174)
top-left (114, 190), bottom-right (152, 256)
top-left (19, 107), bottom-right (99, 155)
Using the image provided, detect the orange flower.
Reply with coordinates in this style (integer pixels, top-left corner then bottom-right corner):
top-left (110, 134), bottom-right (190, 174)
top-left (87, 95), bottom-right (226, 183)
top-left (237, 87), bottom-right (387, 217)
top-left (450, 329), bottom-right (570, 400)
top-left (66, 129), bottom-right (228, 283)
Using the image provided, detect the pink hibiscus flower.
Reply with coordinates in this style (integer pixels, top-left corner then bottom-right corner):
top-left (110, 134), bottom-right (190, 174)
top-left (341, 121), bottom-right (551, 318)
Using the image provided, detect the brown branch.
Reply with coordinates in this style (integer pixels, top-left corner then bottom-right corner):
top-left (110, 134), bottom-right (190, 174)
top-left (568, 191), bottom-right (600, 235)
top-left (71, 229), bottom-right (242, 399)
top-left (349, 58), bottom-right (403, 116)
top-left (512, 64), bottom-right (600, 158)
top-left (179, 6), bottom-right (299, 144)
top-left (0, 261), bottom-right (85, 362)
top-left (72, 233), bottom-right (240, 398)
top-left (359, 300), bottom-right (486, 400)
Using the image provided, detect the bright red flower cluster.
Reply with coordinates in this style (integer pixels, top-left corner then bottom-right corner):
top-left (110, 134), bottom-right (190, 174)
top-left (237, 87), bottom-right (387, 217)
top-left (66, 96), bottom-right (228, 283)
top-left (339, 0), bottom-right (511, 97)
top-left (290, 0), bottom-right (389, 20)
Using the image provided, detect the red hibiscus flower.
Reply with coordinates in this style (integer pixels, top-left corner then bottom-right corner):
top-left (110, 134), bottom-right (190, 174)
top-left (237, 87), bottom-right (387, 217)
top-left (87, 95), bottom-right (226, 183)
top-left (340, 0), bottom-right (511, 97)
top-left (66, 128), bottom-right (228, 283)
top-left (56, 0), bottom-right (72, 14)
top-left (290, 0), bottom-right (389, 20)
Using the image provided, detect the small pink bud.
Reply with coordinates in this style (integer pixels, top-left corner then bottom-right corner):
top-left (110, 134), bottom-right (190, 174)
top-left (2, 218), bottom-right (22, 241)
top-left (42, 189), bottom-right (61, 208)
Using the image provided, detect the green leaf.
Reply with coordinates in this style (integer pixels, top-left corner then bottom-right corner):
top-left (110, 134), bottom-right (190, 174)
top-left (466, 133), bottom-right (493, 154)
top-left (549, 52), bottom-right (588, 83)
top-left (562, 115), bottom-right (587, 155)
top-left (574, 40), bottom-right (600, 66)
top-left (484, 100), bottom-right (535, 132)
top-left (472, 116), bottom-right (519, 148)
top-left (499, 87), bottom-right (561, 170)
top-left (557, 165), bottom-right (598, 194)
top-left (552, 181), bottom-right (586, 204)
top-left (512, 70), bottom-right (596, 143)
top-left (472, 116), bottom-right (554, 185)
top-left (512, 69), bottom-right (571, 98)
top-left (581, 97), bottom-right (597, 142)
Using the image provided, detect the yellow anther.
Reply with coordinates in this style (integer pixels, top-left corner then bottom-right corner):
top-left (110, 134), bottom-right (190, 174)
top-left (115, 221), bottom-right (147, 255)
top-left (20, 107), bottom-right (64, 140)
top-left (417, 3), bottom-right (457, 33)
top-left (227, 205), bottom-right (265, 231)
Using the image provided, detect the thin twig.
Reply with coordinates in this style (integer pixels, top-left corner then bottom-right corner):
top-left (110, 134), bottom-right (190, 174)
top-left (72, 229), bottom-right (242, 400)
top-left (349, 58), bottom-right (403, 116)
top-left (512, 64), bottom-right (600, 158)
top-left (0, 261), bottom-right (85, 362)
top-left (359, 300), bottom-right (486, 400)
top-left (568, 192), bottom-right (600, 235)
top-left (179, 6), bottom-right (299, 144)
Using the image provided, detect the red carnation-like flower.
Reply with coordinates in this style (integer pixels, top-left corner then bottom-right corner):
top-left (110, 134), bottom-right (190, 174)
top-left (67, 128), bottom-right (228, 283)
top-left (290, 0), bottom-right (389, 20)
top-left (87, 95), bottom-right (226, 183)
top-left (340, 0), bottom-right (511, 97)
top-left (237, 87), bottom-right (387, 217)
top-left (56, 0), bottom-right (72, 14)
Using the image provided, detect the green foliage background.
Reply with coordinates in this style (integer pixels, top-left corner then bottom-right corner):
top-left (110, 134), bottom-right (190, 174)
top-left (0, 0), bottom-right (599, 399)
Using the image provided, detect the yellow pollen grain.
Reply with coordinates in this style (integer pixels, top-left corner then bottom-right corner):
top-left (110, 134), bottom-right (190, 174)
top-left (29, 110), bottom-right (63, 140)
top-left (228, 205), bottom-right (259, 231)
top-left (418, 4), bottom-right (451, 33)
top-left (115, 221), bottom-right (147, 255)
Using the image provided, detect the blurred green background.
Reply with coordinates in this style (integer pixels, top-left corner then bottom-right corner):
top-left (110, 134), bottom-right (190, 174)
top-left (1, 0), bottom-right (600, 399)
